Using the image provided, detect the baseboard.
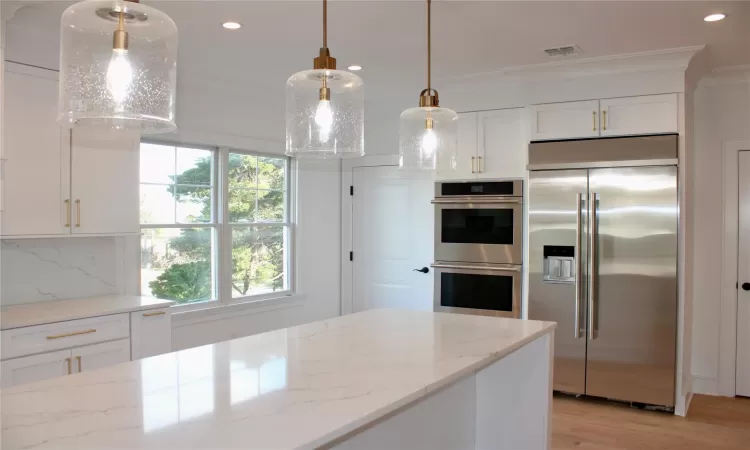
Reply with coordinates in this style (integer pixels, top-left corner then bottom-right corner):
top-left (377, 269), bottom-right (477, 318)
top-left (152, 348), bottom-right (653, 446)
top-left (692, 376), bottom-right (719, 396)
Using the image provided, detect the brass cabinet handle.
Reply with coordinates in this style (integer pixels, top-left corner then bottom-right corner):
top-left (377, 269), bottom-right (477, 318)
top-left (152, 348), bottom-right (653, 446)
top-left (471, 156), bottom-right (476, 174)
top-left (477, 156), bottom-right (483, 173)
top-left (592, 111), bottom-right (597, 131)
top-left (602, 110), bottom-right (607, 131)
top-left (75, 199), bottom-right (81, 227)
top-left (64, 199), bottom-right (71, 227)
top-left (47, 329), bottom-right (96, 340)
top-left (76, 356), bottom-right (82, 373)
top-left (143, 311), bottom-right (166, 317)
top-left (65, 357), bottom-right (72, 375)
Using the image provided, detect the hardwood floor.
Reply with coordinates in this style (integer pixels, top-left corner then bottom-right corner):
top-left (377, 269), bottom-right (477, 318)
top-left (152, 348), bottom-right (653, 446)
top-left (552, 394), bottom-right (750, 449)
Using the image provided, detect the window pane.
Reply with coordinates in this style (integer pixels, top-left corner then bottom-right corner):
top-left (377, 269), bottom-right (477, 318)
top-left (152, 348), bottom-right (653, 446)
top-left (231, 226), bottom-right (286, 298)
top-left (258, 156), bottom-right (285, 190)
top-left (140, 184), bottom-right (175, 224)
top-left (175, 148), bottom-right (212, 186)
top-left (175, 185), bottom-right (211, 224)
top-left (257, 190), bottom-right (284, 222)
top-left (141, 228), bottom-right (214, 304)
top-left (229, 188), bottom-right (257, 223)
top-left (140, 143), bottom-right (175, 184)
top-left (228, 153), bottom-right (258, 188)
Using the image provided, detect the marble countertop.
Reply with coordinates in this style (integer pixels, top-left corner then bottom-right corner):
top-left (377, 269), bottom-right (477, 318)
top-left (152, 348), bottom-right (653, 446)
top-left (0, 295), bottom-right (175, 330)
top-left (0, 309), bottom-right (555, 450)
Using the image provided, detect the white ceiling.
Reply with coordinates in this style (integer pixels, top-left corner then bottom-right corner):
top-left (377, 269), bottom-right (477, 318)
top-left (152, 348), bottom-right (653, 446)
top-left (4, 1), bottom-right (749, 140)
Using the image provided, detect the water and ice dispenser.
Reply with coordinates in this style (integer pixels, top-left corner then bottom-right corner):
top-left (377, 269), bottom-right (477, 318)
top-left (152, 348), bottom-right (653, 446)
top-left (543, 246), bottom-right (575, 284)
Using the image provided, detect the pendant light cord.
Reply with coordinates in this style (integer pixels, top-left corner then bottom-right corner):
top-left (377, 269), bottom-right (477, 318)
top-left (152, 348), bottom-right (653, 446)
top-left (323, 0), bottom-right (328, 48)
top-left (427, 0), bottom-right (431, 92)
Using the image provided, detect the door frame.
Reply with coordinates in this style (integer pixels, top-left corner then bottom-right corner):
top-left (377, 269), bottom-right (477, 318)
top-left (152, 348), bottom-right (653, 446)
top-left (719, 140), bottom-right (750, 396)
top-left (340, 155), bottom-right (401, 315)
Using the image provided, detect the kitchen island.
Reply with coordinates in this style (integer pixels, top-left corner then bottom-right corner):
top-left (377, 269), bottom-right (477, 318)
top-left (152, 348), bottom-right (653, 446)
top-left (1, 309), bottom-right (556, 450)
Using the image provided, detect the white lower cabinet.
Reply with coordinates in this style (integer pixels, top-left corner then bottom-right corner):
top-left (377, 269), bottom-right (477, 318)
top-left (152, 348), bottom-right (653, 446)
top-left (72, 339), bottom-right (130, 373)
top-left (0, 350), bottom-right (72, 388)
top-left (130, 309), bottom-right (172, 359)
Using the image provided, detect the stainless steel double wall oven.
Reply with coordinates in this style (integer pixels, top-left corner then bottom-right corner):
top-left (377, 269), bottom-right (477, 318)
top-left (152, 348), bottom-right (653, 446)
top-left (432, 180), bottom-right (523, 318)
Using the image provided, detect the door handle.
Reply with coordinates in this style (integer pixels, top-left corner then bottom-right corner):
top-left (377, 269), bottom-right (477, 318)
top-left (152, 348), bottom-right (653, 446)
top-left (413, 267), bottom-right (429, 274)
top-left (75, 199), bottom-right (81, 227)
top-left (588, 192), bottom-right (599, 340)
top-left (477, 156), bottom-right (483, 173)
top-left (742, 282), bottom-right (750, 291)
top-left (574, 193), bottom-right (584, 339)
top-left (65, 357), bottom-right (72, 375)
top-left (602, 110), bottom-right (607, 131)
top-left (76, 356), bottom-right (82, 373)
top-left (592, 111), bottom-right (597, 131)
top-left (471, 156), bottom-right (476, 174)
top-left (64, 199), bottom-right (71, 227)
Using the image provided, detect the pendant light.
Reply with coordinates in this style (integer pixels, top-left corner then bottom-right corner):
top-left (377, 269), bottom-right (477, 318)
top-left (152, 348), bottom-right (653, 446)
top-left (286, 0), bottom-right (364, 158)
top-left (58, 0), bottom-right (178, 134)
top-left (399, 0), bottom-right (457, 170)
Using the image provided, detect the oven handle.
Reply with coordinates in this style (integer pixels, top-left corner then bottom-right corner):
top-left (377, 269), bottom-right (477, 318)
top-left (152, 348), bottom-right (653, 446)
top-left (430, 198), bottom-right (523, 205)
top-left (430, 263), bottom-right (521, 273)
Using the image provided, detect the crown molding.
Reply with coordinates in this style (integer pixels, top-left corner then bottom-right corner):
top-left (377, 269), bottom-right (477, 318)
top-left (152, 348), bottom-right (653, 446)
top-left (440, 45), bottom-right (705, 87)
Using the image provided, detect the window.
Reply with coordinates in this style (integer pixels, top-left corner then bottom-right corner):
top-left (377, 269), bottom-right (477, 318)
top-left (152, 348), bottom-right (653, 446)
top-left (139, 143), bottom-right (292, 307)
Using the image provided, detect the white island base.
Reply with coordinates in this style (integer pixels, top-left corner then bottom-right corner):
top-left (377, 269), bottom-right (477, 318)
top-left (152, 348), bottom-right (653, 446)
top-left (1, 309), bottom-right (555, 450)
top-left (330, 333), bottom-right (553, 450)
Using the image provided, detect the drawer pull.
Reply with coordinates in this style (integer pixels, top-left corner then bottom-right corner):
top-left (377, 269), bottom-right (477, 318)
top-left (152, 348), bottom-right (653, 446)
top-left (66, 357), bottom-right (72, 375)
top-left (46, 329), bottom-right (96, 340)
top-left (143, 311), bottom-right (166, 317)
top-left (76, 356), bottom-right (82, 372)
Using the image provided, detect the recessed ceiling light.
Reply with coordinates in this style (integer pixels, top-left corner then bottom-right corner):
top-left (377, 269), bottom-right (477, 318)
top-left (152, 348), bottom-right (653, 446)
top-left (348, 65), bottom-right (363, 71)
top-left (222, 21), bottom-right (242, 30)
top-left (704, 13), bottom-right (726, 22)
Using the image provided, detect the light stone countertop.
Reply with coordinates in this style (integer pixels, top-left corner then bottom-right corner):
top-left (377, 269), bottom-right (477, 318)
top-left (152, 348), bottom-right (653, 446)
top-left (0, 309), bottom-right (556, 450)
top-left (0, 295), bottom-right (175, 330)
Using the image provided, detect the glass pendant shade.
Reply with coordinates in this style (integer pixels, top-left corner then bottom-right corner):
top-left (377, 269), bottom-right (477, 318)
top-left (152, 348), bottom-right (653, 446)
top-left (58, 0), bottom-right (178, 134)
top-left (399, 106), bottom-right (458, 170)
top-left (286, 69), bottom-right (364, 158)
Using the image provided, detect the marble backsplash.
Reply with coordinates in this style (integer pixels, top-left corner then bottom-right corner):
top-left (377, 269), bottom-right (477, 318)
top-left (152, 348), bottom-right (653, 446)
top-left (0, 237), bottom-right (136, 307)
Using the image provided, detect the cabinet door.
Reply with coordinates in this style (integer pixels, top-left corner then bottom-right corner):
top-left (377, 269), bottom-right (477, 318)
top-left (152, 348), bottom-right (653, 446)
top-left (130, 309), bottom-right (172, 360)
top-left (599, 94), bottom-right (678, 137)
top-left (70, 128), bottom-right (139, 234)
top-left (528, 100), bottom-right (600, 141)
top-left (71, 339), bottom-right (131, 373)
top-left (0, 350), bottom-right (72, 388)
top-left (1, 64), bottom-right (70, 237)
top-left (437, 112), bottom-right (477, 180)
top-left (477, 108), bottom-right (526, 179)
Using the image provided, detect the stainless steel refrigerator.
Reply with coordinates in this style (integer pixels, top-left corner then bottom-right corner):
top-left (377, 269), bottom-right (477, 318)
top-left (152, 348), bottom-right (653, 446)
top-left (528, 135), bottom-right (678, 408)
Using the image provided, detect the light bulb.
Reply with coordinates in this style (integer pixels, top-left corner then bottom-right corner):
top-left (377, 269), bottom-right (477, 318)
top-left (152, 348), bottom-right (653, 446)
top-left (315, 99), bottom-right (333, 141)
top-left (107, 48), bottom-right (133, 106)
top-left (420, 127), bottom-right (438, 157)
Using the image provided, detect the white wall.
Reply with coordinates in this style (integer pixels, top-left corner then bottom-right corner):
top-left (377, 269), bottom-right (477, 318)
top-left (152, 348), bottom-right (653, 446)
top-left (691, 78), bottom-right (750, 394)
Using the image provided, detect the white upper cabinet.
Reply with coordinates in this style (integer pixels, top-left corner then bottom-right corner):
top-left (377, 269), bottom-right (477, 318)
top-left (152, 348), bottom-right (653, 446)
top-left (1, 64), bottom-right (70, 237)
top-left (529, 94), bottom-right (679, 142)
top-left (477, 109), bottom-right (526, 179)
top-left (528, 100), bottom-right (600, 141)
top-left (71, 129), bottom-right (139, 234)
top-left (1, 63), bottom-right (139, 238)
top-left (437, 112), bottom-right (477, 180)
top-left (599, 94), bottom-right (678, 137)
top-left (437, 109), bottom-right (526, 180)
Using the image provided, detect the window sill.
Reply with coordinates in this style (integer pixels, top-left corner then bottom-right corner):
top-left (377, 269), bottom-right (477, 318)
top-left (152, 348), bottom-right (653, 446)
top-left (171, 294), bottom-right (306, 327)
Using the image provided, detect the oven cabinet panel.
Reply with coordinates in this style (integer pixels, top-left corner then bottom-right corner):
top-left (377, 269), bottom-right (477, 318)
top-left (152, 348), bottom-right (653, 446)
top-left (433, 202), bottom-right (523, 265)
top-left (433, 265), bottom-right (521, 318)
top-left (437, 112), bottom-right (477, 181)
top-left (477, 108), bottom-right (526, 180)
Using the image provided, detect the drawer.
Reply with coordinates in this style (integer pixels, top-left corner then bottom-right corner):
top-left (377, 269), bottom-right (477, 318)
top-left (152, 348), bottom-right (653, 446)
top-left (1, 314), bottom-right (130, 360)
top-left (130, 308), bottom-right (172, 360)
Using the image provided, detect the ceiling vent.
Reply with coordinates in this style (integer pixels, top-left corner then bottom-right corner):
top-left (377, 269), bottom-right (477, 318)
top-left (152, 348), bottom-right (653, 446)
top-left (544, 45), bottom-right (584, 57)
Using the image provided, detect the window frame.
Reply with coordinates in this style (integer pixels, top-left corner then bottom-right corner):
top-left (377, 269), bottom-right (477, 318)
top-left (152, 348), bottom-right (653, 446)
top-left (139, 141), bottom-right (295, 312)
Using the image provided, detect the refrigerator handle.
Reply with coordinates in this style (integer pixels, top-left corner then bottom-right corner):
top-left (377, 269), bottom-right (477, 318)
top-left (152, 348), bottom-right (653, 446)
top-left (574, 193), bottom-right (585, 339)
top-left (588, 192), bottom-right (599, 340)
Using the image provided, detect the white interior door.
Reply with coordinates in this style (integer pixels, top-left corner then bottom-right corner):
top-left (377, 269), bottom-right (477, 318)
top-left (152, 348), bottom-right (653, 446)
top-left (352, 166), bottom-right (434, 312)
top-left (737, 151), bottom-right (750, 397)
